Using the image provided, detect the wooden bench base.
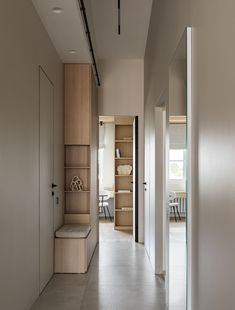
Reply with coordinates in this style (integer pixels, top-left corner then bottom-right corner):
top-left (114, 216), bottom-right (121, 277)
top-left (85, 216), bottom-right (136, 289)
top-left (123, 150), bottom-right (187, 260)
top-left (55, 225), bottom-right (97, 273)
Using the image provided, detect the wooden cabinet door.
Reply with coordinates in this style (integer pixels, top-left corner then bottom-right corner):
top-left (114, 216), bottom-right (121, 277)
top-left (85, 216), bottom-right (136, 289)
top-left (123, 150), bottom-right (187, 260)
top-left (64, 64), bottom-right (91, 145)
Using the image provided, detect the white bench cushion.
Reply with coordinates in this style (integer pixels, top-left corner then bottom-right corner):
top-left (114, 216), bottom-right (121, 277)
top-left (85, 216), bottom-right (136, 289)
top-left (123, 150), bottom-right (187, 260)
top-left (55, 224), bottom-right (91, 239)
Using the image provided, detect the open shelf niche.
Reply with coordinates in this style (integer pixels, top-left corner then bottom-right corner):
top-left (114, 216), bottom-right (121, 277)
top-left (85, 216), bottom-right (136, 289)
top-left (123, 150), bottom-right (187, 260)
top-left (64, 145), bottom-right (90, 215)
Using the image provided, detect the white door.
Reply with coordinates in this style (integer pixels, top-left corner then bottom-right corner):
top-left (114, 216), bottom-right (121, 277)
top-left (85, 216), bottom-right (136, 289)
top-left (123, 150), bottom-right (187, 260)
top-left (155, 107), bottom-right (166, 275)
top-left (144, 111), bottom-right (150, 253)
top-left (39, 68), bottom-right (54, 293)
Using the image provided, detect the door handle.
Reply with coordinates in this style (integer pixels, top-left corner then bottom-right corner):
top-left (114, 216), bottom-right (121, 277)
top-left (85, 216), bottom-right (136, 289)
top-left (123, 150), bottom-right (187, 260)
top-left (143, 182), bottom-right (147, 185)
top-left (52, 183), bottom-right (58, 189)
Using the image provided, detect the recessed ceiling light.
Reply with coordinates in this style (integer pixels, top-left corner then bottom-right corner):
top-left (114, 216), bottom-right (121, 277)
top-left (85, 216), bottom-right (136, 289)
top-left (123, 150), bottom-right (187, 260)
top-left (69, 50), bottom-right (77, 54)
top-left (52, 7), bottom-right (63, 14)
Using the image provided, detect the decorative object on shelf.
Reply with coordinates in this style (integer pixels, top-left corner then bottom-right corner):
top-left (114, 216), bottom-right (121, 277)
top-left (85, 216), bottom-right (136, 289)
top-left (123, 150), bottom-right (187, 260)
top-left (70, 176), bottom-right (83, 192)
top-left (117, 164), bottom-right (132, 175)
top-left (116, 148), bottom-right (121, 158)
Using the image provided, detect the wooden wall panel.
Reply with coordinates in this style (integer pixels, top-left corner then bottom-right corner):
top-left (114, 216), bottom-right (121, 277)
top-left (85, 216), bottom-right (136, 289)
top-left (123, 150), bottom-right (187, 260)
top-left (65, 146), bottom-right (90, 167)
top-left (64, 213), bottom-right (90, 224)
top-left (90, 73), bottom-right (99, 230)
top-left (65, 193), bottom-right (90, 214)
top-left (55, 239), bottom-right (87, 273)
top-left (64, 64), bottom-right (91, 145)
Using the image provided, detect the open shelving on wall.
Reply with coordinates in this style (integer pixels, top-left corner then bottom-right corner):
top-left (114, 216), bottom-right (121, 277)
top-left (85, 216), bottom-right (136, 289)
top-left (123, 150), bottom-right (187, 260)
top-left (114, 117), bottom-right (134, 231)
top-left (64, 145), bottom-right (90, 216)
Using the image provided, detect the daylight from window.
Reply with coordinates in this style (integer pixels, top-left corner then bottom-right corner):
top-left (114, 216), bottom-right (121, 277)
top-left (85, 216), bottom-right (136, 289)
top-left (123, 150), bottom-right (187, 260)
top-left (169, 149), bottom-right (186, 180)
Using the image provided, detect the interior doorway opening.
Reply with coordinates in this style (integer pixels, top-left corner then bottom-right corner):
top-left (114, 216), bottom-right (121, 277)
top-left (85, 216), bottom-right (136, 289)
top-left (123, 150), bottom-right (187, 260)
top-left (167, 28), bottom-right (192, 310)
top-left (168, 117), bottom-right (187, 310)
top-left (98, 116), bottom-right (138, 241)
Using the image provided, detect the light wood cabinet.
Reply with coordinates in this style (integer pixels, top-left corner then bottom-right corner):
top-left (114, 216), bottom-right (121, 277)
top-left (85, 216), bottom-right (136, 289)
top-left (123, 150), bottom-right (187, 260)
top-left (56, 64), bottom-right (98, 274)
top-left (63, 63), bottom-right (98, 228)
top-left (64, 64), bottom-right (91, 145)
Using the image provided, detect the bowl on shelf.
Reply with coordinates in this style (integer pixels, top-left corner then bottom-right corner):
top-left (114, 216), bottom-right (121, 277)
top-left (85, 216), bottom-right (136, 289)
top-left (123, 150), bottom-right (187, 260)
top-left (117, 165), bottom-right (132, 175)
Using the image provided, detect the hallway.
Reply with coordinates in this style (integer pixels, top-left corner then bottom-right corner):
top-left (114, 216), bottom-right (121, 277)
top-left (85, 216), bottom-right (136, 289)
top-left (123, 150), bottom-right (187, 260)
top-left (31, 223), bottom-right (166, 310)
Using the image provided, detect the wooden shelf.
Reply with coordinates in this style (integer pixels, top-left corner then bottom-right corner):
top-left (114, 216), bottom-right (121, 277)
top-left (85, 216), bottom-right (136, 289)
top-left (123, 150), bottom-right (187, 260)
top-left (115, 226), bottom-right (133, 231)
top-left (64, 212), bottom-right (90, 215)
top-left (115, 191), bottom-right (132, 194)
top-left (64, 191), bottom-right (90, 193)
top-left (64, 167), bottom-right (90, 169)
top-left (115, 174), bottom-right (132, 177)
top-left (115, 208), bottom-right (133, 212)
top-left (115, 140), bottom-right (133, 143)
top-left (64, 144), bottom-right (90, 146)
top-left (115, 157), bottom-right (133, 160)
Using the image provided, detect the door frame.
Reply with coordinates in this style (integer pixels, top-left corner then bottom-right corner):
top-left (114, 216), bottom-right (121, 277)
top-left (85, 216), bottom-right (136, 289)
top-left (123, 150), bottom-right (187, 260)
top-left (153, 27), bottom-right (192, 308)
top-left (39, 66), bottom-right (54, 293)
top-left (154, 105), bottom-right (167, 275)
top-left (133, 116), bottom-right (139, 242)
top-left (98, 115), bottom-right (139, 241)
top-left (166, 27), bottom-right (192, 309)
top-left (186, 27), bottom-right (192, 310)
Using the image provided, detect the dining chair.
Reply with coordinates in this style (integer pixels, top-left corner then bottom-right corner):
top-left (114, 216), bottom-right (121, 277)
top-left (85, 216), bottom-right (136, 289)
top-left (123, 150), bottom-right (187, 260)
top-left (99, 191), bottom-right (112, 221)
top-left (169, 191), bottom-right (181, 222)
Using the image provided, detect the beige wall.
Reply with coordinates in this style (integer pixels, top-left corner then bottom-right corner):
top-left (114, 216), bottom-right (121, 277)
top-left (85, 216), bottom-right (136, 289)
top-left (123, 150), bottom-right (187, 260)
top-left (145, 0), bottom-right (235, 309)
top-left (169, 60), bottom-right (186, 117)
top-left (98, 59), bottom-right (144, 242)
top-left (0, 1), bottom-right (63, 309)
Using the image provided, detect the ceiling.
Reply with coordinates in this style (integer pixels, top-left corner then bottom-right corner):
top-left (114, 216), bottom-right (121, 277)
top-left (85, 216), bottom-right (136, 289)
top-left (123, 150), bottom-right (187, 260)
top-left (32, 0), bottom-right (153, 62)
top-left (32, 0), bottom-right (91, 63)
top-left (87, 0), bottom-right (153, 59)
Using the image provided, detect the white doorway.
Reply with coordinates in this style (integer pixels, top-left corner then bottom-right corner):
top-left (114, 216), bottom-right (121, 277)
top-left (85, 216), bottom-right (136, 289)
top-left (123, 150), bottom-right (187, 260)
top-left (98, 116), bottom-right (138, 241)
top-left (167, 28), bottom-right (192, 310)
top-left (39, 67), bottom-right (54, 293)
top-left (152, 28), bottom-right (192, 309)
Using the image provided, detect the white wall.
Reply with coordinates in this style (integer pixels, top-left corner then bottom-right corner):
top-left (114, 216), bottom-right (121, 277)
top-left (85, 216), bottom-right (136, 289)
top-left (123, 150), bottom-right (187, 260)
top-left (99, 123), bottom-right (115, 191)
top-left (98, 59), bottom-right (145, 242)
top-left (0, 1), bottom-right (63, 309)
top-left (145, 0), bottom-right (235, 309)
top-left (169, 124), bottom-right (186, 192)
top-left (169, 60), bottom-right (187, 117)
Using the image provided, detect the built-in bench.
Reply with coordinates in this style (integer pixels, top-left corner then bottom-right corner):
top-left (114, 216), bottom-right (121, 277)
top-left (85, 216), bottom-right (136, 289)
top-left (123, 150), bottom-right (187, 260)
top-left (54, 224), bottom-right (97, 273)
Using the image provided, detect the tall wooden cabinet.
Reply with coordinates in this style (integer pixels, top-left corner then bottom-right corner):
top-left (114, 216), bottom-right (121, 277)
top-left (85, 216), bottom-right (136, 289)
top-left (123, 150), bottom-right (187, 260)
top-left (64, 64), bottom-right (98, 231)
top-left (114, 117), bottom-right (134, 230)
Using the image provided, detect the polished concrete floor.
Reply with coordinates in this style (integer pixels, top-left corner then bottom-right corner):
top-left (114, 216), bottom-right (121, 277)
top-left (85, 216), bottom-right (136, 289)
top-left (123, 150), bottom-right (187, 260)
top-left (31, 221), bottom-right (186, 310)
top-left (31, 222), bottom-right (166, 310)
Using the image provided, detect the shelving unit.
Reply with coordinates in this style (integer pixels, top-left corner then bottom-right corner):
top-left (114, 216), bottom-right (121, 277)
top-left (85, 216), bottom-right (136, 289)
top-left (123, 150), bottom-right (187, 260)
top-left (114, 118), bottom-right (134, 231)
top-left (55, 64), bottom-right (98, 275)
top-left (63, 64), bottom-right (98, 229)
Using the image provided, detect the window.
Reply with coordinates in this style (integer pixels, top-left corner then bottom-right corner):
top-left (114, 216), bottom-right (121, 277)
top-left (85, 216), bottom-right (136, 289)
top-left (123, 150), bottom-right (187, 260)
top-left (169, 149), bottom-right (186, 180)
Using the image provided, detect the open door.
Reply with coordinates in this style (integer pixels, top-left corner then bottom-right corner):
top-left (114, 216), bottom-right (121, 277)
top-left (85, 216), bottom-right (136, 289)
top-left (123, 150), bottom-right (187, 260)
top-left (39, 67), bottom-right (54, 293)
top-left (166, 27), bottom-right (192, 310)
top-left (133, 116), bottom-right (139, 242)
